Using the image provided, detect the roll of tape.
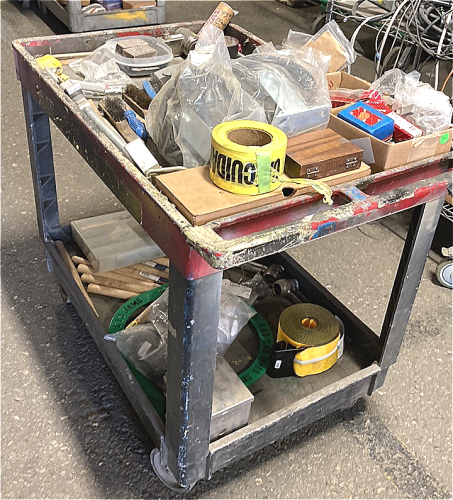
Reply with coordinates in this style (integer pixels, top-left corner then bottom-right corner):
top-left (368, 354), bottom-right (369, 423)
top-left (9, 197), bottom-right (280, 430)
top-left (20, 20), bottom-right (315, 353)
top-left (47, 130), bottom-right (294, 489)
top-left (277, 303), bottom-right (340, 377)
top-left (210, 120), bottom-right (287, 196)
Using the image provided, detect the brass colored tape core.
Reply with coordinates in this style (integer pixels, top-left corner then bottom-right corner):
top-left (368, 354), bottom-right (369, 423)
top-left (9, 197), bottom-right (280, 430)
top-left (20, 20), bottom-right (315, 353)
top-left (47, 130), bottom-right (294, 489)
top-left (278, 303), bottom-right (339, 347)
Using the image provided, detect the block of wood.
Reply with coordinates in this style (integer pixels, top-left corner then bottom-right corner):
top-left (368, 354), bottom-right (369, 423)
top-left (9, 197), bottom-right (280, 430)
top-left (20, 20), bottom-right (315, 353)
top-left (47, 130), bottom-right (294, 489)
top-left (284, 129), bottom-right (363, 180)
top-left (122, 0), bottom-right (157, 8)
top-left (155, 162), bottom-right (370, 226)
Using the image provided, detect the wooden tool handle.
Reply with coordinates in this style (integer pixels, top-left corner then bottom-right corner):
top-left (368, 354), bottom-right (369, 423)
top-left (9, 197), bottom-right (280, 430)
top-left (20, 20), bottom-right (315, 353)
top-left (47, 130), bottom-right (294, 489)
top-left (54, 241), bottom-right (98, 316)
top-left (87, 284), bottom-right (138, 300)
top-left (72, 255), bottom-right (91, 266)
top-left (76, 263), bottom-right (156, 287)
top-left (80, 273), bottom-right (156, 293)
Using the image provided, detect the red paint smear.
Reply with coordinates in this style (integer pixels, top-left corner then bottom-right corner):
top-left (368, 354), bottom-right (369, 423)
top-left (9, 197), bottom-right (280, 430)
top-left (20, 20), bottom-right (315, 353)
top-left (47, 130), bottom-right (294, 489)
top-left (24, 40), bottom-right (51, 47)
top-left (353, 201), bottom-right (378, 215)
top-left (310, 217), bottom-right (337, 230)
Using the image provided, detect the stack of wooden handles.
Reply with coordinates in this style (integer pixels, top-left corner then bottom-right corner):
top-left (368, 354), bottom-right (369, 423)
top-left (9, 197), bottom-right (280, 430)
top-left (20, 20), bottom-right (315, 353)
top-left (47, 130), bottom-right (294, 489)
top-left (71, 256), bottom-right (169, 300)
top-left (54, 240), bottom-right (169, 318)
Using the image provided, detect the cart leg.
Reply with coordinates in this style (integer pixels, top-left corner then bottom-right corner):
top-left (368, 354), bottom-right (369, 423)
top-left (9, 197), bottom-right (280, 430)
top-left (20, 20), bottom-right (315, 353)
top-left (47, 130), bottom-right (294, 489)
top-left (157, 261), bottom-right (222, 489)
top-left (370, 199), bottom-right (444, 392)
top-left (21, 88), bottom-right (70, 270)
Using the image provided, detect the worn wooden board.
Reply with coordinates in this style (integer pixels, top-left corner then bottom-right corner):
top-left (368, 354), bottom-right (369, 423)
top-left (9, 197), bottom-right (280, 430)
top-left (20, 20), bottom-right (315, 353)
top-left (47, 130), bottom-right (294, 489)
top-left (155, 162), bottom-right (371, 226)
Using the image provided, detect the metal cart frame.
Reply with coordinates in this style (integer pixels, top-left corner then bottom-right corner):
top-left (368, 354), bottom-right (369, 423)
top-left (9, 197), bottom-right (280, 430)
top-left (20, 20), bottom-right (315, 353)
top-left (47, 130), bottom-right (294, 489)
top-left (13, 22), bottom-right (452, 490)
top-left (21, 0), bottom-right (165, 33)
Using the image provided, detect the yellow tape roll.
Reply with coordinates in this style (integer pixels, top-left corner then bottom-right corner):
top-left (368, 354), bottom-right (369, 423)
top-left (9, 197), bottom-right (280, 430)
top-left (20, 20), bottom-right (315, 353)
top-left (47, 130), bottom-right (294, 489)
top-left (277, 303), bottom-right (340, 377)
top-left (210, 120), bottom-right (287, 196)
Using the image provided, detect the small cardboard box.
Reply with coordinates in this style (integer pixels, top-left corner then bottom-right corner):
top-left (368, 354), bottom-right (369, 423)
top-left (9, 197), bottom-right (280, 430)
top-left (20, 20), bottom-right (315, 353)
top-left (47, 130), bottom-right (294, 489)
top-left (329, 106), bottom-right (452, 172)
top-left (326, 71), bottom-right (371, 91)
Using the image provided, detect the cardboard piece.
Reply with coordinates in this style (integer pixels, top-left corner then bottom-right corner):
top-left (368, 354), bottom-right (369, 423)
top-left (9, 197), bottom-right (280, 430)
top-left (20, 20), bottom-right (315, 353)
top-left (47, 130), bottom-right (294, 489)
top-left (122, 0), bottom-right (157, 7)
top-left (326, 71), bottom-right (371, 91)
top-left (306, 32), bottom-right (347, 73)
top-left (329, 106), bottom-right (453, 172)
top-left (155, 163), bottom-right (371, 226)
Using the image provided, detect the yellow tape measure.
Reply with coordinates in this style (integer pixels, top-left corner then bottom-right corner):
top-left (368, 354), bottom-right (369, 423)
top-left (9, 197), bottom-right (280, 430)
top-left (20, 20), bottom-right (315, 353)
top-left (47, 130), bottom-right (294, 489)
top-left (210, 120), bottom-right (333, 204)
top-left (277, 303), bottom-right (341, 377)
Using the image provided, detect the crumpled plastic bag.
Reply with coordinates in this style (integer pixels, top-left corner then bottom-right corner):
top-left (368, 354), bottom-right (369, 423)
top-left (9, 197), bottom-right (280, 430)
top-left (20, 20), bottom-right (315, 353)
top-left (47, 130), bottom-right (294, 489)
top-left (146, 25), bottom-right (331, 167)
top-left (104, 289), bottom-right (169, 385)
top-left (105, 281), bottom-right (256, 382)
top-left (371, 69), bottom-right (453, 134)
top-left (69, 40), bottom-right (131, 87)
top-left (146, 25), bottom-right (265, 167)
top-left (283, 21), bottom-right (356, 73)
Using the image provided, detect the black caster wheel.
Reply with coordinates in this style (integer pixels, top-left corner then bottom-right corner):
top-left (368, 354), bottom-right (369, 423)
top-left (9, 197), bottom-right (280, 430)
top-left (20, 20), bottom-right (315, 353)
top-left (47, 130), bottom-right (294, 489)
top-left (150, 449), bottom-right (193, 493)
top-left (312, 15), bottom-right (327, 35)
top-left (436, 259), bottom-right (453, 289)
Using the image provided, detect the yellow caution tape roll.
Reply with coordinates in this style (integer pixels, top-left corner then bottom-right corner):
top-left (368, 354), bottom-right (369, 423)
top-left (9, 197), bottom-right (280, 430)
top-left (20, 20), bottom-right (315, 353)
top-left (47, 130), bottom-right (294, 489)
top-left (277, 303), bottom-right (340, 377)
top-left (210, 120), bottom-right (333, 204)
top-left (210, 120), bottom-right (287, 196)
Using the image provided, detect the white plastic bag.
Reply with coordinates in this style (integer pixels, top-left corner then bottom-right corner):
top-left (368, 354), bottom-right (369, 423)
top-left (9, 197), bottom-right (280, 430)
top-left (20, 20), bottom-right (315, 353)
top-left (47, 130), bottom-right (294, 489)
top-left (372, 69), bottom-right (453, 134)
top-left (69, 41), bottom-right (131, 87)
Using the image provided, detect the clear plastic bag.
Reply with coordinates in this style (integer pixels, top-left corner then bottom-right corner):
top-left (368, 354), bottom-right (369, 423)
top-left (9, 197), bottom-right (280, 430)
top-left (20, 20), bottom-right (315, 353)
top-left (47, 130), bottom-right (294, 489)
top-left (146, 26), bottom-right (331, 167)
top-left (69, 41), bottom-right (131, 87)
top-left (291, 21), bottom-right (356, 73)
top-left (371, 69), bottom-right (453, 134)
top-left (231, 46), bottom-right (331, 138)
top-left (282, 31), bottom-right (332, 73)
top-left (370, 69), bottom-right (420, 97)
top-left (146, 26), bottom-right (266, 167)
top-left (104, 289), bottom-right (169, 384)
top-left (105, 323), bottom-right (167, 384)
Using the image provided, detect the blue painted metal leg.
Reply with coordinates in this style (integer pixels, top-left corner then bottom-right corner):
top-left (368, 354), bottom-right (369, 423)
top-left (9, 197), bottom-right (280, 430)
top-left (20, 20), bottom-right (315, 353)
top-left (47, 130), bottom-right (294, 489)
top-left (163, 263), bottom-right (222, 488)
top-left (21, 87), bottom-right (70, 270)
top-left (370, 198), bottom-right (444, 392)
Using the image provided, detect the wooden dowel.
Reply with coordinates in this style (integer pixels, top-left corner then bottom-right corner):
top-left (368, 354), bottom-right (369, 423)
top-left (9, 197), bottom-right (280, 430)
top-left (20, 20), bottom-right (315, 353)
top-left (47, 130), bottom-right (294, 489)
top-left (80, 273), bottom-right (157, 293)
top-left (76, 263), bottom-right (155, 287)
top-left (54, 241), bottom-right (98, 316)
top-left (87, 284), bottom-right (138, 300)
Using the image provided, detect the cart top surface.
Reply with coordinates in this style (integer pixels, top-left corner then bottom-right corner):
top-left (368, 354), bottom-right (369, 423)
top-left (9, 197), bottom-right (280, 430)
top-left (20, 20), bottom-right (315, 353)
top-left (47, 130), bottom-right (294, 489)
top-left (13, 22), bottom-right (452, 275)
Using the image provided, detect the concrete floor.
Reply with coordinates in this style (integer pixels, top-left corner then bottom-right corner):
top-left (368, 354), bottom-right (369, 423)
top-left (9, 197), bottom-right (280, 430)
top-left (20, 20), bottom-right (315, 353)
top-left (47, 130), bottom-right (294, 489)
top-left (1, 1), bottom-right (452, 498)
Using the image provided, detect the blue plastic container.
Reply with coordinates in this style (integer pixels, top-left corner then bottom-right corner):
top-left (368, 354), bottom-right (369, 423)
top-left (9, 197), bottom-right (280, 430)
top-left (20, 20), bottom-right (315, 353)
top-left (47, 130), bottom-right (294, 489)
top-left (338, 102), bottom-right (394, 141)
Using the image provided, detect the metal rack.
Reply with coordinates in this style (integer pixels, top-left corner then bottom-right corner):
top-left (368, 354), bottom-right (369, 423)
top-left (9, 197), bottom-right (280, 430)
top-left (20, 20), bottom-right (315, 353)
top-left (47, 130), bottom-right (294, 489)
top-left (22, 0), bottom-right (165, 33)
top-left (13, 21), bottom-right (452, 491)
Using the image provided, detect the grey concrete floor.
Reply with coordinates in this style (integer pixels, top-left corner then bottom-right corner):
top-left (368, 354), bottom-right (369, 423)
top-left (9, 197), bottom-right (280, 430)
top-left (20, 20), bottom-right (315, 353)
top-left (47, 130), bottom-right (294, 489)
top-left (1, 1), bottom-right (452, 498)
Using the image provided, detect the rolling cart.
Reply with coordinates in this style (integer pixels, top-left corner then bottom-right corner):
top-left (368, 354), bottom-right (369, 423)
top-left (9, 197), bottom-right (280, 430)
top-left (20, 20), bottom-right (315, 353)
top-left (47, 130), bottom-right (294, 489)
top-left (20, 0), bottom-right (165, 33)
top-left (13, 21), bottom-right (452, 491)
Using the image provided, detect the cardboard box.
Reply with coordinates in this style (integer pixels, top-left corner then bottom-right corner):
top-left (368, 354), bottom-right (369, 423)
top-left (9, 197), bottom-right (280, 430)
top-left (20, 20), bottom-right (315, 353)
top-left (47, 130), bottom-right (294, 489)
top-left (329, 106), bottom-right (453, 172)
top-left (326, 71), bottom-right (371, 91)
top-left (155, 163), bottom-right (371, 226)
top-left (122, 0), bottom-right (156, 8)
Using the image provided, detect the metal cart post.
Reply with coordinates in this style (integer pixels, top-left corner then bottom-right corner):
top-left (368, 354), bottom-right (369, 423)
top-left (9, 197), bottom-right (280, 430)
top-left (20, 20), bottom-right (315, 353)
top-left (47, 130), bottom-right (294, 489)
top-left (13, 23), bottom-right (452, 491)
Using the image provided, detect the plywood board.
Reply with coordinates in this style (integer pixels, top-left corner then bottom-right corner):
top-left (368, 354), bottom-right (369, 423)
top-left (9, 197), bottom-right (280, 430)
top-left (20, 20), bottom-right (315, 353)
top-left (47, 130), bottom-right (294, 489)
top-left (155, 162), bottom-right (371, 226)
